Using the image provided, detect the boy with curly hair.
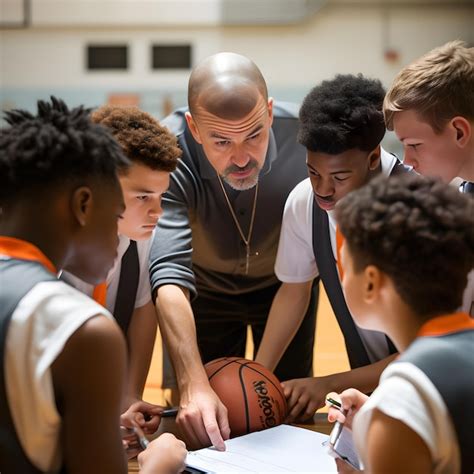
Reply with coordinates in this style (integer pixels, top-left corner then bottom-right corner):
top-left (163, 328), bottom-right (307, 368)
top-left (384, 40), bottom-right (473, 189)
top-left (256, 74), bottom-right (410, 421)
top-left (61, 105), bottom-right (182, 433)
top-left (0, 97), bottom-right (186, 473)
top-left (328, 173), bottom-right (474, 474)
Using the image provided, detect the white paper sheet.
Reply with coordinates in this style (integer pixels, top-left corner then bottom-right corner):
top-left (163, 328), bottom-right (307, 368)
top-left (185, 424), bottom-right (338, 473)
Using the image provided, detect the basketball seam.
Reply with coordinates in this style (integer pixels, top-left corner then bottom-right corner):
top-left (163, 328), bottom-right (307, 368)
top-left (238, 364), bottom-right (251, 435)
top-left (240, 364), bottom-right (287, 410)
top-left (206, 358), bottom-right (249, 381)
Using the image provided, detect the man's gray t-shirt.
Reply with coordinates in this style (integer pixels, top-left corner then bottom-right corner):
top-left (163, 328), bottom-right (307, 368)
top-left (149, 102), bottom-right (309, 298)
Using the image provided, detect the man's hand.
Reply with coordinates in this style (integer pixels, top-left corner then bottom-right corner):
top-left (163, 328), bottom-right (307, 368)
top-left (177, 382), bottom-right (230, 451)
top-left (120, 399), bottom-right (163, 434)
top-left (326, 389), bottom-right (368, 430)
top-left (282, 376), bottom-right (337, 423)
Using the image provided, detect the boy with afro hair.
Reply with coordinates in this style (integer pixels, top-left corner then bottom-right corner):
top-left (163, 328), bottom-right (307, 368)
top-left (61, 105), bottom-right (182, 434)
top-left (0, 97), bottom-right (186, 473)
top-left (328, 173), bottom-right (474, 473)
top-left (256, 74), bottom-right (409, 421)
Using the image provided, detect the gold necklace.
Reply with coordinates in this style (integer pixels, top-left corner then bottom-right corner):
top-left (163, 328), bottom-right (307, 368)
top-left (217, 176), bottom-right (259, 275)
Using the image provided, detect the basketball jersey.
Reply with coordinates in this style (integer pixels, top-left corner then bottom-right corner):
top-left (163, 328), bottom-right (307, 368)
top-left (397, 313), bottom-right (474, 474)
top-left (0, 258), bottom-right (62, 473)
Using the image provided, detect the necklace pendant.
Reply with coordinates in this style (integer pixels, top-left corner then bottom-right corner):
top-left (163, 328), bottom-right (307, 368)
top-left (245, 244), bottom-right (250, 275)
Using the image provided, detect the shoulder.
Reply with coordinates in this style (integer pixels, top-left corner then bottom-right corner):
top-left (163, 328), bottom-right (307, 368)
top-left (161, 108), bottom-right (188, 137)
top-left (272, 101), bottom-right (300, 120)
top-left (285, 178), bottom-right (313, 215)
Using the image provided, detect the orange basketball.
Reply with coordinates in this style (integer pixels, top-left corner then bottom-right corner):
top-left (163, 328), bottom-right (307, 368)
top-left (204, 357), bottom-right (288, 438)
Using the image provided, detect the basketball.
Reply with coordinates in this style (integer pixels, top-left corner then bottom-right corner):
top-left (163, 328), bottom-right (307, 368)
top-left (204, 357), bottom-right (288, 438)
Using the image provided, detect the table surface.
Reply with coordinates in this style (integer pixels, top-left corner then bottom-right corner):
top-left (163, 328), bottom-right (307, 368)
top-left (127, 413), bottom-right (332, 473)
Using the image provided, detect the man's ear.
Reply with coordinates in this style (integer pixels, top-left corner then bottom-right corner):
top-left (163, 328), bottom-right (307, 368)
top-left (185, 112), bottom-right (202, 144)
top-left (71, 186), bottom-right (93, 227)
top-left (451, 116), bottom-right (471, 147)
top-left (362, 265), bottom-right (382, 303)
top-left (267, 97), bottom-right (274, 127)
top-left (368, 145), bottom-right (381, 171)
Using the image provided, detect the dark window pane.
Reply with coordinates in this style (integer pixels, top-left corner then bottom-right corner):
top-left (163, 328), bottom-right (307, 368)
top-left (152, 45), bottom-right (191, 69)
top-left (87, 45), bottom-right (128, 70)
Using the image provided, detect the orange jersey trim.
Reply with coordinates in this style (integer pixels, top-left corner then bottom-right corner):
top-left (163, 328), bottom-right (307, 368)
top-left (336, 226), bottom-right (344, 281)
top-left (417, 312), bottom-right (474, 338)
top-left (92, 282), bottom-right (107, 307)
top-left (0, 236), bottom-right (57, 274)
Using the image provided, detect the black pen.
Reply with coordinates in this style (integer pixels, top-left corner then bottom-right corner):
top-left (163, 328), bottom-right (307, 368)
top-left (162, 406), bottom-right (179, 417)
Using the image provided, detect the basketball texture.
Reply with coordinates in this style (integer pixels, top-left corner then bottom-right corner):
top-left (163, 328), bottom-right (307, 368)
top-left (204, 357), bottom-right (288, 438)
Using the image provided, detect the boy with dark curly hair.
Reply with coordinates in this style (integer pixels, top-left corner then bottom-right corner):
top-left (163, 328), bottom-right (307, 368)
top-left (0, 97), bottom-right (186, 473)
top-left (328, 173), bottom-right (474, 474)
top-left (61, 105), bottom-right (181, 435)
top-left (256, 74), bottom-right (410, 421)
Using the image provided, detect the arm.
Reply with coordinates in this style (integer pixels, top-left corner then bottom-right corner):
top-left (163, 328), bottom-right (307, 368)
top-left (155, 284), bottom-right (229, 451)
top-left (364, 409), bottom-right (432, 473)
top-left (255, 280), bottom-right (313, 371)
top-left (121, 301), bottom-right (164, 434)
top-left (283, 354), bottom-right (397, 422)
top-left (51, 315), bottom-right (127, 474)
top-left (126, 301), bottom-right (157, 401)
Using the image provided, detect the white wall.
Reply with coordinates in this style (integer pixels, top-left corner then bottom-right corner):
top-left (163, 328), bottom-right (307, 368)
top-left (1, 2), bottom-right (472, 115)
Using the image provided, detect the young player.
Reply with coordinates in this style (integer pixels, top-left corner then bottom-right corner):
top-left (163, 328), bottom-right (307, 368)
top-left (328, 173), bottom-right (474, 473)
top-left (61, 105), bottom-right (181, 430)
top-left (256, 74), bottom-right (409, 420)
top-left (384, 40), bottom-right (473, 187)
top-left (0, 97), bottom-right (186, 473)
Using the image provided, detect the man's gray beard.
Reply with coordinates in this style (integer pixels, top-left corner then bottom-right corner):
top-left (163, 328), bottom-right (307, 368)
top-left (223, 172), bottom-right (259, 191)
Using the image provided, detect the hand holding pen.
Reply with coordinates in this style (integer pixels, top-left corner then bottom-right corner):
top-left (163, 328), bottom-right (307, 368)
top-left (325, 390), bottom-right (368, 430)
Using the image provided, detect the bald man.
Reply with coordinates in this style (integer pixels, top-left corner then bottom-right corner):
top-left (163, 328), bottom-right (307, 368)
top-left (149, 53), bottom-right (318, 449)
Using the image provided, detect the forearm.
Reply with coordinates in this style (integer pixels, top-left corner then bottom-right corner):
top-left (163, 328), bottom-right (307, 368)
top-left (155, 284), bottom-right (209, 392)
top-left (325, 354), bottom-right (397, 395)
top-left (126, 301), bottom-right (157, 402)
top-left (256, 281), bottom-right (313, 372)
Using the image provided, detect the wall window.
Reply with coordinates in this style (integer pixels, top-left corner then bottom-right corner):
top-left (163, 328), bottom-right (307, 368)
top-left (152, 45), bottom-right (191, 69)
top-left (87, 45), bottom-right (128, 70)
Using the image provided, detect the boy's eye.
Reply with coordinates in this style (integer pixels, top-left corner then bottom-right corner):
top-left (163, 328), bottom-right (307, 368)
top-left (137, 195), bottom-right (148, 201)
top-left (334, 176), bottom-right (350, 182)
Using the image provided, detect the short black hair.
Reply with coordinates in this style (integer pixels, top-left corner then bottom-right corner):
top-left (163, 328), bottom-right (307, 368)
top-left (337, 174), bottom-right (474, 318)
top-left (298, 74), bottom-right (386, 154)
top-left (0, 96), bottom-right (129, 204)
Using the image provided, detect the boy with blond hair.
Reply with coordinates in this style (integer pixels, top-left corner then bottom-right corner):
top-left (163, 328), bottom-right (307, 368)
top-left (384, 40), bottom-right (473, 187)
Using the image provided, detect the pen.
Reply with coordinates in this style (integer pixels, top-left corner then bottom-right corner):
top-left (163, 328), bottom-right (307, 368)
top-left (133, 425), bottom-right (149, 450)
top-left (161, 406), bottom-right (179, 417)
top-left (326, 397), bottom-right (343, 412)
top-left (326, 397), bottom-right (347, 447)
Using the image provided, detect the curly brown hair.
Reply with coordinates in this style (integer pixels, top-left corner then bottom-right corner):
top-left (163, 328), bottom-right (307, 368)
top-left (336, 173), bottom-right (474, 317)
top-left (91, 106), bottom-right (181, 173)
